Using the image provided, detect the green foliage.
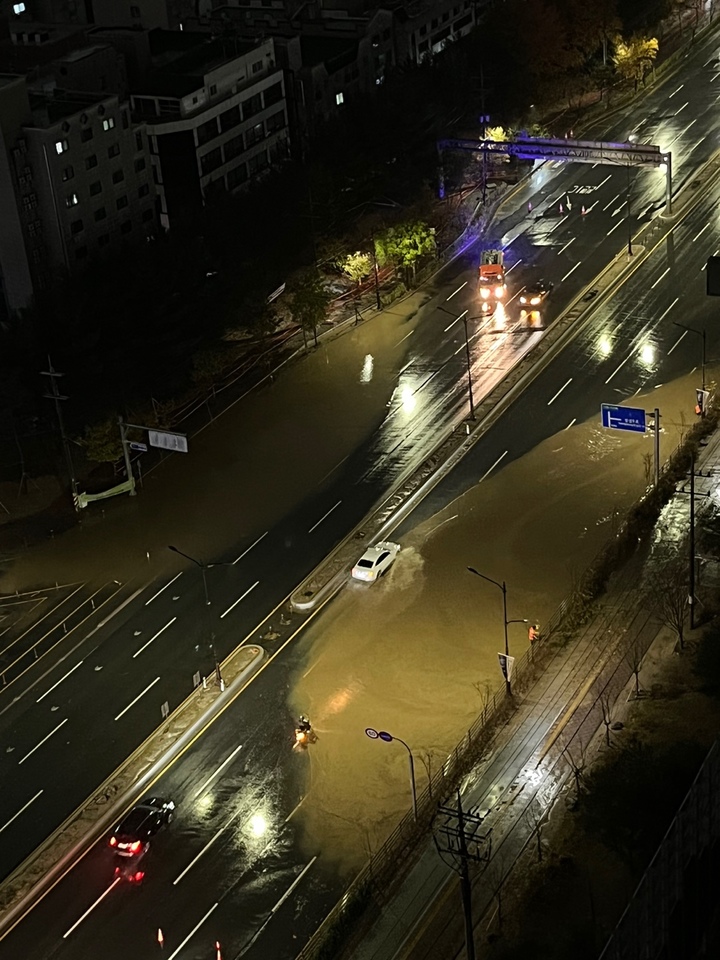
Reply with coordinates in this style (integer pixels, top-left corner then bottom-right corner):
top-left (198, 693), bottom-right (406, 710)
top-left (288, 269), bottom-right (331, 346)
top-left (81, 418), bottom-right (123, 463)
top-left (341, 251), bottom-right (373, 285)
top-left (580, 737), bottom-right (705, 868)
top-left (612, 34), bottom-right (659, 85)
top-left (374, 221), bottom-right (436, 268)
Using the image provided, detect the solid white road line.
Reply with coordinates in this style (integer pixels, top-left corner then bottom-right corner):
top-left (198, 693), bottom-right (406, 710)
top-left (18, 719), bottom-right (68, 765)
top-left (657, 298), bottom-right (679, 324)
top-left (63, 878), bottom-right (122, 938)
top-left (506, 260), bottom-right (522, 273)
top-left (308, 500), bottom-right (342, 534)
top-left (693, 223), bottom-right (710, 242)
top-left (668, 83), bottom-right (684, 97)
top-left (443, 308), bottom-right (468, 333)
top-left (674, 100), bottom-right (689, 115)
top-left (602, 193), bottom-right (620, 212)
top-left (133, 617), bottom-right (177, 658)
top-left (114, 677), bottom-right (160, 721)
top-left (607, 219), bottom-right (623, 236)
top-left (651, 267), bottom-right (670, 289)
top-left (596, 174), bottom-right (611, 189)
top-left (0, 790), bottom-right (43, 833)
top-left (173, 807), bottom-right (244, 885)
top-left (242, 858), bottom-right (317, 954)
top-left (145, 572), bottom-right (183, 606)
top-left (395, 329), bottom-right (415, 347)
top-left (193, 743), bottom-right (244, 801)
top-left (220, 581), bottom-right (259, 620)
top-left (36, 660), bottom-right (84, 702)
top-left (285, 797), bottom-right (306, 823)
top-left (548, 378), bottom-right (572, 405)
top-left (558, 237), bottom-right (575, 256)
top-left (478, 451), bottom-right (508, 484)
top-left (233, 530), bottom-right (268, 565)
top-left (561, 262), bottom-right (580, 282)
top-left (604, 351), bottom-right (634, 384)
top-left (668, 330), bottom-right (687, 355)
top-left (318, 455), bottom-right (350, 486)
top-left (166, 902), bottom-right (219, 960)
top-left (446, 280), bottom-right (468, 300)
top-left (565, 418), bottom-right (577, 430)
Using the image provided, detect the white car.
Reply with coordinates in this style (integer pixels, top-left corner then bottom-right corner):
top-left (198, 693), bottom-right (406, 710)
top-left (351, 541), bottom-right (401, 582)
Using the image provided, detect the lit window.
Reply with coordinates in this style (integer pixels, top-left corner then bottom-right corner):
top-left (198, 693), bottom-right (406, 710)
top-left (336, 92), bottom-right (344, 105)
top-left (65, 193), bottom-right (79, 208)
top-left (102, 117), bottom-right (115, 131)
top-left (13, 2), bottom-right (25, 12)
top-left (55, 140), bottom-right (69, 154)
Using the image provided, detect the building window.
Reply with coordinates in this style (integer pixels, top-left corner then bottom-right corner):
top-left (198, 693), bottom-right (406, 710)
top-left (134, 157), bottom-right (146, 172)
top-left (264, 82), bottom-right (283, 108)
top-left (209, 84), bottom-right (217, 95)
top-left (81, 128), bottom-right (94, 143)
top-left (130, 4), bottom-right (140, 15)
top-left (252, 61), bottom-right (263, 74)
top-left (121, 220), bottom-right (132, 234)
top-left (65, 193), bottom-right (79, 208)
top-left (98, 234), bottom-right (110, 247)
top-left (13, 2), bottom-right (26, 12)
top-left (55, 140), bottom-right (69, 154)
top-left (138, 183), bottom-right (149, 198)
top-left (196, 117), bottom-right (219, 147)
top-left (94, 207), bottom-right (107, 221)
top-left (242, 93), bottom-right (262, 121)
top-left (62, 165), bottom-right (74, 181)
top-left (76, 246), bottom-right (88, 259)
top-left (86, 154), bottom-right (98, 169)
top-left (108, 143), bottom-right (120, 158)
top-left (135, 131), bottom-right (143, 151)
top-left (219, 105), bottom-right (241, 132)
top-left (116, 195), bottom-right (128, 210)
top-left (336, 92), bottom-right (344, 105)
top-left (112, 169), bottom-right (124, 184)
top-left (200, 147), bottom-right (222, 176)
top-left (245, 122), bottom-right (264, 148)
top-left (142, 208), bottom-right (154, 222)
top-left (102, 117), bottom-right (115, 131)
top-left (223, 133), bottom-right (244, 161)
top-left (70, 219), bottom-right (84, 234)
top-left (89, 180), bottom-right (102, 195)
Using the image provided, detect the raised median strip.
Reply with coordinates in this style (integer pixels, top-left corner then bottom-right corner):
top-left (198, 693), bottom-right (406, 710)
top-left (0, 642), bottom-right (265, 936)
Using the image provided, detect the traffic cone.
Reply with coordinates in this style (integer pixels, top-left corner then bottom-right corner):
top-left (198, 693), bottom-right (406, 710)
top-left (581, 204), bottom-right (586, 215)
top-left (559, 203), bottom-right (564, 214)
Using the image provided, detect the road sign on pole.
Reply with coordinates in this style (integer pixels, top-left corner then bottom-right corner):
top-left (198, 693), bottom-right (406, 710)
top-left (600, 403), bottom-right (646, 433)
top-left (129, 441), bottom-right (148, 452)
top-left (498, 653), bottom-right (515, 682)
top-left (365, 727), bottom-right (379, 739)
top-left (148, 429), bottom-right (188, 453)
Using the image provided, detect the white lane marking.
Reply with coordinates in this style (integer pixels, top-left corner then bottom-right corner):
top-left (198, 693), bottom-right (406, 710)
top-left (693, 223), bottom-right (710, 242)
top-left (565, 418), bottom-right (577, 430)
top-left (395, 329), bottom-right (414, 347)
top-left (242, 858), bottom-right (318, 953)
top-left (478, 451), bottom-right (508, 484)
top-left (604, 351), bottom-right (634, 384)
top-left (657, 297), bottom-right (679, 324)
top-left (285, 797), bottom-right (306, 823)
top-left (597, 174), bottom-right (611, 189)
top-left (668, 83), bottom-right (684, 96)
top-left (0, 790), bottom-right (43, 833)
top-left (651, 267), bottom-right (670, 289)
top-left (193, 743), bottom-right (243, 802)
top-left (133, 617), bottom-right (177, 658)
top-left (166, 902), bottom-right (219, 960)
top-left (173, 806), bottom-right (245, 885)
top-left (233, 530), bottom-right (268, 565)
top-left (63, 878), bottom-right (122, 938)
top-left (561, 262), bottom-right (580, 282)
top-left (674, 100), bottom-right (689, 115)
top-left (114, 677), bottom-right (160, 721)
top-left (446, 280), bottom-right (468, 300)
top-left (548, 378), bottom-right (573, 405)
top-left (668, 330), bottom-right (688, 355)
top-left (682, 118), bottom-right (698, 136)
top-left (36, 660), bottom-right (84, 702)
top-left (220, 581), bottom-right (260, 620)
top-left (506, 260), bottom-right (522, 273)
top-left (559, 237), bottom-right (575, 256)
top-left (607, 220), bottom-right (623, 236)
top-left (145, 572), bottom-right (183, 606)
top-left (585, 201), bottom-right (598, 214)
top-left (602, 193), bottom-right (620, 211)
top-left (308, 500), bottom-right (342, 534)
top-left (318, 455), bottom-right (350, 486)
top-left (443, 308), bottom-right (468, 333)
top-left (550, 216), bottom-right (568, 232)
top-left (18, 718), bottom-right (68, 765)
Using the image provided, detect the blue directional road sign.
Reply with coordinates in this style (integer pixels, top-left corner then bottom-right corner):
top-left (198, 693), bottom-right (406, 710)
top-left (600, 403), bottom-right (646, 433)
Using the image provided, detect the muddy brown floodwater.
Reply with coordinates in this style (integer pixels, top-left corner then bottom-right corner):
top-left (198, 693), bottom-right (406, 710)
top-left (291, 371), bottom-right (708, 872)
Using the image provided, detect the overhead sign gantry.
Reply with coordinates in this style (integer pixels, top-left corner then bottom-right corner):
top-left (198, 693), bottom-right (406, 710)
top-left (437, 136), bottom-right (672, 213)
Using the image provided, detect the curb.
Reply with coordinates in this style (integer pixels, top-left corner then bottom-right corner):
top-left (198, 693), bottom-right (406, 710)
top-left (0, 643), bottom-right (265, 936)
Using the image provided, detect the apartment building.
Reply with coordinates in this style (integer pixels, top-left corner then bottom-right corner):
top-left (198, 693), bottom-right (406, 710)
top-left (0, 72), bottom-right (156, 317)
top-left (129, 31), bottom-right (289, 228)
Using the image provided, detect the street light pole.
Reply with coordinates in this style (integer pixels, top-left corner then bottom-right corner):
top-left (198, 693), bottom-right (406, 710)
top-left (168, 545), bottom-right (227, 685)
top-left (366, 729), bottom-right (418, 820)
top-left (467, 567), bottom-right (527, 697)
top-left (673, 321), bottom-right (706, 393)
top-left (462, 314), bottom-right (476, 421)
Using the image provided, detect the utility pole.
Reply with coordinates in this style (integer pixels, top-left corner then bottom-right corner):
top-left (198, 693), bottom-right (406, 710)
top-left (654, 407), bottom-right (660, 488)
top-left (433, 791), bottom-right (492, 960)
top-left (626, 164), bottom-right (633, 257)
top-left (690, 449), bottom-right (696, 629)
top-left (41, 356), bottom-right (78, 509)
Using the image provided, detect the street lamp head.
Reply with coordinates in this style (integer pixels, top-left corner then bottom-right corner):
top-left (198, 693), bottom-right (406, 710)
top-left (168, 545), bottom-right (178, 553)
top-left (467, 566), bottom-right (479, 576)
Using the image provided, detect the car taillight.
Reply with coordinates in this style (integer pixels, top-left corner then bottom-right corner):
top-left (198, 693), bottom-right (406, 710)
top-left (129, 840), bottom-right (142, 853)
top-left (130, 871), bottom-right (145, 883)
top-left (109, 836), bottom-right (117, 847)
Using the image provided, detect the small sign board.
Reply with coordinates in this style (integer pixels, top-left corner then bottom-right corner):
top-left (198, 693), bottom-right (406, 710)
top-left (378, 731), bottom-right (393, 742)
top-left (129, 441), bottom-right (148, 452)
top-left (149, 430), bottom-right (188, 453)
top-left (498, 653), bottom-right (515, 682)
top-left (365, 727), bottom-right (379, 739)
top-left (601, 403), bottom-right (646, 434)
top-left (161, 700), bottom-right (170, 719)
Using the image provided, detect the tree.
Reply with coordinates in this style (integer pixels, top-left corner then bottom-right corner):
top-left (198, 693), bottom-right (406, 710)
top-left (81, 418), bottom-right (123, 464)
top-left (598, 688), bottom-right (614, 747)
top-left (375, 221), bottom-right (436, 286)
top-left (647, 556), bottom-right (689, 649)
top-left (340, 251), bottom-right (373, 287)
top-left (613, 34), bottom-right (659, 90)
top-left (562, 736), bottom-right (588, 803)
top-left (288, 269), bottom-right (331, 350)
top-left (524, 798), bottom-right (546, 862)
top-left (624, 633), bottom-right (646, 698)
